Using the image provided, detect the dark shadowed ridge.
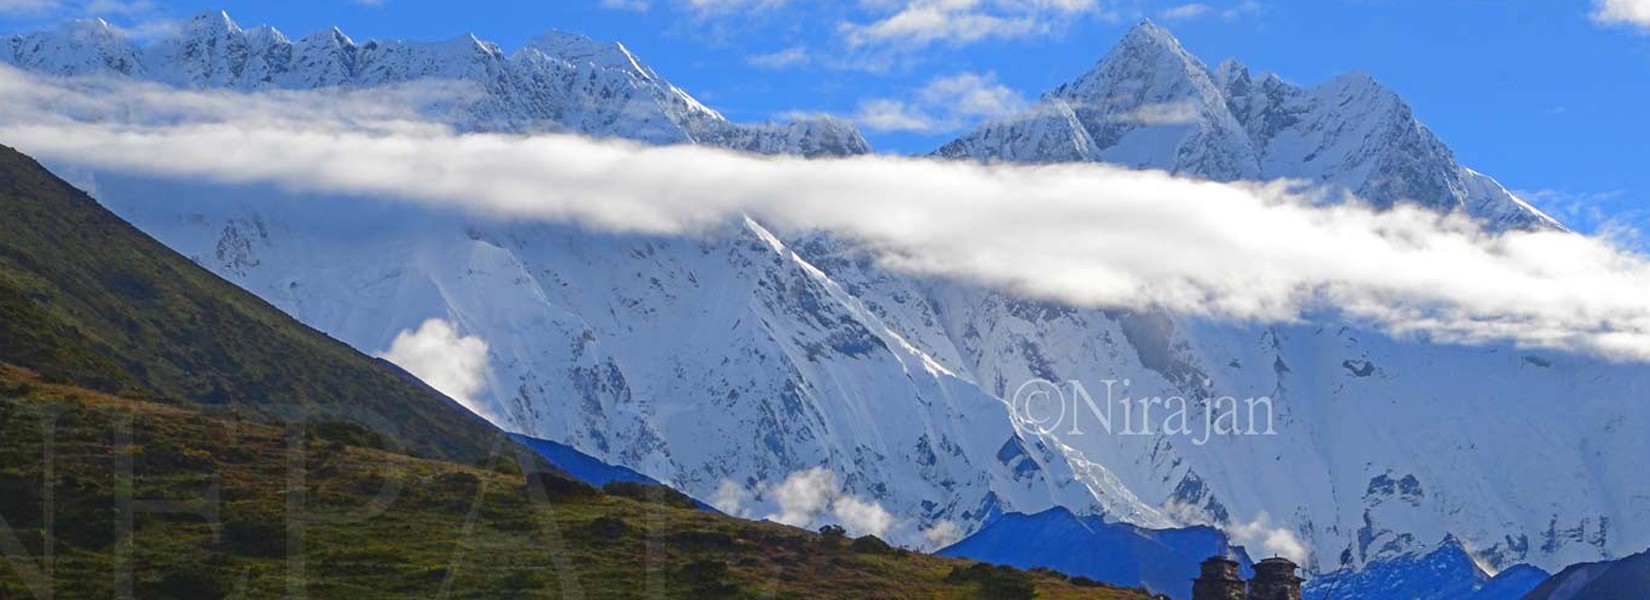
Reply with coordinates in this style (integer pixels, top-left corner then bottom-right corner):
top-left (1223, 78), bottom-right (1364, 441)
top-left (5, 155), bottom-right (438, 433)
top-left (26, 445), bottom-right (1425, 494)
top-left (1521, 548), bottom-right (1650, 600)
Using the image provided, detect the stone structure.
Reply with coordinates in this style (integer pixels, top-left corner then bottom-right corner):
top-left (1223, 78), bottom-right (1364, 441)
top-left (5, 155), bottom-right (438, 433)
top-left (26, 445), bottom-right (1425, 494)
top-left (1191, 555), bottom-right (1246, 600)
top-left (1247, 557), bottom-right (1303, 600)
top-left (1190, 555), bottom-right (1303, 600)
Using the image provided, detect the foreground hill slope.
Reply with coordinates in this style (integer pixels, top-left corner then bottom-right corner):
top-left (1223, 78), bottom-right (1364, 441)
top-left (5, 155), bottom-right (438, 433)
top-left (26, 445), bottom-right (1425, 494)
top-left (0, 143), bottom-right (506, 463)
top-left (0, 366), bottom-right (1149, 599)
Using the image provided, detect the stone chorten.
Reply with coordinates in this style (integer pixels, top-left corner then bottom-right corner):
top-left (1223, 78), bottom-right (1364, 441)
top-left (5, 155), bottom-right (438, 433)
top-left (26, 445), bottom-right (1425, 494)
top-left (1191, 555), bottom-right (1246, 600)
top-left (1247, 557), bottom-right (1303, 600)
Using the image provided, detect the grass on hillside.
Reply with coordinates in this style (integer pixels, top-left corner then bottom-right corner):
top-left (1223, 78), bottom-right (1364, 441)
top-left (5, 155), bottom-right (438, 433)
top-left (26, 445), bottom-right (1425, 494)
top-left (0, 365), bottom-right (1157, 600)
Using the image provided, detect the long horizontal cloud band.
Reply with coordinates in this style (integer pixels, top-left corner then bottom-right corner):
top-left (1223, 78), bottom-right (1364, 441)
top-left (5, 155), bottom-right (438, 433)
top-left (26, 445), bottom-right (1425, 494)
top-left (3, 67), bottom-right (1648, 360)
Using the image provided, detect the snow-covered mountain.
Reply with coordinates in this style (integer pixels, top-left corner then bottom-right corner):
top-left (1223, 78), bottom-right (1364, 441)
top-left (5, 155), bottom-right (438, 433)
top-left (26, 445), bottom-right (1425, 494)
top-left (7, 11), bottom-right (1649, 585)
top-left (936, 22), bottom-right (1558, 231)
top-left (3, 11), bottom-right (867, 154)
top-left (1302, 536), bottom-right (1545, 600)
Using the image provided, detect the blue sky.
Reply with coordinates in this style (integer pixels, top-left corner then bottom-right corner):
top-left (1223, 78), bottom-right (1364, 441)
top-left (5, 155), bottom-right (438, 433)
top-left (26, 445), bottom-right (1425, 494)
top-left (3, 0), bottom-right (1649, 237)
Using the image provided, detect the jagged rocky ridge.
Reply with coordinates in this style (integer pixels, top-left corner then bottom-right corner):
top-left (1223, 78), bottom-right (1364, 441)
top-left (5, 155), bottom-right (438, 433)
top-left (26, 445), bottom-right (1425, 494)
top-left (2, 11), bottom-right (866, 155)
top-left (6, 11), bottom-right (1646, 586)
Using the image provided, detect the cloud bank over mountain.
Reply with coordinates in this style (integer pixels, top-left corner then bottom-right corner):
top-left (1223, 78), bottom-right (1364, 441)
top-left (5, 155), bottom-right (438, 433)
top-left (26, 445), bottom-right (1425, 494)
top-left (5, 65), bottom-right (1650, 361)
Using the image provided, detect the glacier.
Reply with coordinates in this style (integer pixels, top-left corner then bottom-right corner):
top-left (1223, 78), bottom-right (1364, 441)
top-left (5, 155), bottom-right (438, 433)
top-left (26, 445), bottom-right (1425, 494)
top-left (6, 9), bottom-right (1648, 585)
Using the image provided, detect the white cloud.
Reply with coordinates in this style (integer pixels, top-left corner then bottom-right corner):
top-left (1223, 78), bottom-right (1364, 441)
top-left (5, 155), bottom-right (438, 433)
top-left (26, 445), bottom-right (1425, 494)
top-left (852, 71), bottom-right (1025, 132)
top-left (1594, 0), bottom-right (1650, 30)
top-left (684, 0), bottom-right (788, 15)
top-left (1518, 188), bottom-right (1646, 250)
top-left (736, 468), bottom-right (898, 537)
top-left (1221, 0), bottom-right (1261, 19)
top-left (919, 71), bottom-right (1025, 119)
top-left (9, 67), bottom-right (1650, 361)
top-left (1112, 100), bottom-right (1201, 125)
top-left (1158, 1), bottom-right (1259, 22)
top-left (922, 519), bottom-right (966, 547)
top-left (854, 98), bottom-right (940, 132)
top-left (842, 0), bottom-right (1102, 49)
top-left (1166, 501), bottom-right (1307, 564)
top-left (765, 467), bottom-right (838, 527)
top-left (1160, 3), bottom-right (1210, 20)
top-left (0, 0), bottom-right (156, 16)
top-left (1223, 512), bottom-right (1308, 564)
top-left (0, 0), bottom-right (60, 14)
top-left (832, 495), bottom-right (894, 537)
top-left (377, 318), bottom-right (492, 412)
top-left (711, 479), bottom-right (755, 516)
top-left (747, 46), bottom-right (810, 69)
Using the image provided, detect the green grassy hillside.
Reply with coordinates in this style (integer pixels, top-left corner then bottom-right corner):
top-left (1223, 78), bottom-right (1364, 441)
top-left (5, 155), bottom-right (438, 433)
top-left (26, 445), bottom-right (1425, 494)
top-left (0, 366), bottom-right (1155, 599)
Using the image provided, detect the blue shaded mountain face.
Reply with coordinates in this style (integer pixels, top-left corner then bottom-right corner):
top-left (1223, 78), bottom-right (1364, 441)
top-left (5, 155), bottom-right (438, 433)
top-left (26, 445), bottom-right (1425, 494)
top-left (937, 507), bottom-right (1249, 600)
top-left (1471, 565), bottom-right (1552, 600)
top-left (509, 433), bottom-right (659, 487)
top-left (1302, 537), bottom-right (1545, 600)
top-left (1522, 548), bottom-right (1650, 600)
top-left (511, 433), bottom-right (719, 512)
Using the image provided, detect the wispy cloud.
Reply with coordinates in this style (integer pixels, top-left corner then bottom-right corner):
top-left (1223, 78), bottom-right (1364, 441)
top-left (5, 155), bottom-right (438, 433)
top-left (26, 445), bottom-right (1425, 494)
top-left (1109, 100), bottom-right (1201, 125)
top-left (841, 0), bottom-right (1105, 49)
top-left (608, 0), bottom-right (786, 18)
top-left (685, 0), bottom-right (790, 12)
top-left (1159, 3), bottom-right (1211, 20)
top-left (3, 0), bottom-right (176, 41)
top-left (0, 0), bottom-right (60, 15)
top-left (851, 71), bottom-right (1026, 132)
top-left (1517, 188), bottom-right (1645, 249)
top-left (599, 0), bottom-right (651, 11)
top-left (1593, 0), bottom-right (1650, 30)
top-left (747, 45), bottom-right (810, 69)
top-left (8, 67), bottom-right (1650, 361)
top-left (1159, 1), bottom-right (1260, 22)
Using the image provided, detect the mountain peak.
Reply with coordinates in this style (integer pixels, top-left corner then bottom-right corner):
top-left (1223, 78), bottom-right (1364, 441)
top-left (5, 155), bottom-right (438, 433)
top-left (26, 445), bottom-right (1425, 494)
top-left (180, 9), bottom-right (240, 36)
top-left (298, 25), bottom-right (354, 48)
top-left (1215, 58), bottom-right (1251, 92)
top-left (1073, 18), bottom-right (1205, 89)
top-left (58, 16), bottom-right (117, 35)
top-left (1107, 18), bottom-right (1195, 62)
top-left (521, 29), bottom-right (656, 80)
top-left (1054, 17), bottom-right (1223, 122)
top-left (1122, 18), bottom-right (1178, 46)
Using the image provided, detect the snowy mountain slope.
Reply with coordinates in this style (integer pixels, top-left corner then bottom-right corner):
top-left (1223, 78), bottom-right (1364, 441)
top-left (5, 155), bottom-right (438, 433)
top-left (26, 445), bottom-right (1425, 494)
top-left (8, 11), bottom-right (1648, 579)
top-left (937, 507), bottom-right (1251, 600)
top-left (936, 21), bottom-right (1559, 231)
top-left (2, 11), bottom-right (867, 155)
top-left (84, 170), bottom-right (1104, 547)
top-left (1301, 536), bottom-right (1544, 600)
